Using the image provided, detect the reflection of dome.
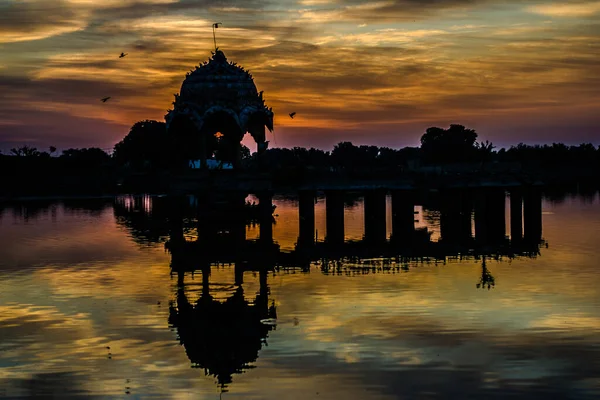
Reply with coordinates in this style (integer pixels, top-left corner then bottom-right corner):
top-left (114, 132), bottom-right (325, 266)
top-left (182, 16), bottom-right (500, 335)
top-left (165, 49), bottom-right (274, 155)
top-left (169, 284), bottom-right (277, 388)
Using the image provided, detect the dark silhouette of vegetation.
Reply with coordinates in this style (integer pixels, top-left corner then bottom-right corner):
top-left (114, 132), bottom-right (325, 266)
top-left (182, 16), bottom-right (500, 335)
top-left (1, 122), bottom-right (599, 197)
top-left (0, 146), bottom-right (114, 197)
top-left (113, 120), bottom-right (169, 170)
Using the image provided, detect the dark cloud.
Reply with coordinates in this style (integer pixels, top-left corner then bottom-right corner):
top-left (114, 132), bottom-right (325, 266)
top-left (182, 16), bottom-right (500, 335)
top-left (0, 75), bottom-right (139, 105)
top-left (0, 0), bottom-right (81, 39)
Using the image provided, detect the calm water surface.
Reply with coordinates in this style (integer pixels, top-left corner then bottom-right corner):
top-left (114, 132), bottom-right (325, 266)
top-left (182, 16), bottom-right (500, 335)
top-left (1, 192), bottom-right (600, 399)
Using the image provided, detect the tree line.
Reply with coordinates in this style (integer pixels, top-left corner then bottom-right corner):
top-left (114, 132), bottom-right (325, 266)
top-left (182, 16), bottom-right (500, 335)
top-left (2, 120), bottom-right (599, 173)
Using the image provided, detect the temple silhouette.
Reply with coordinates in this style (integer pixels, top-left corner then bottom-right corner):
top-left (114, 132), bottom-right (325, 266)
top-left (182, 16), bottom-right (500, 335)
top-left (166, 49), bottom-right (273, 169)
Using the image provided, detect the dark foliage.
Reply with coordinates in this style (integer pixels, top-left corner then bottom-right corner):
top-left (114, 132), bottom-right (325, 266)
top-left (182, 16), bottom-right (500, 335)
top-left (113, 120), bottom-right (168, 169)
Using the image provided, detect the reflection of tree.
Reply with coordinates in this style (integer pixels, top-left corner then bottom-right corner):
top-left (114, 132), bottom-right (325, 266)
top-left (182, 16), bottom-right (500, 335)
top-left (476, 257), bottom-right (495, 290)
top-left (168, 271), bottom-right (276, 389)
top-left (113, 196), bottom-right (183, 246)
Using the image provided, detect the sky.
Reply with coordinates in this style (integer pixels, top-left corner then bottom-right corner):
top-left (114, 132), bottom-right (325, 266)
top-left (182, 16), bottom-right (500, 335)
top-left (1, 0), bottom-right (599, 153)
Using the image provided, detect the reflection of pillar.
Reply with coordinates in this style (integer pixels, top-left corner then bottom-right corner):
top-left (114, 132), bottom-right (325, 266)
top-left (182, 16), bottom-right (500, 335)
top-left (298, 190), bottom-right (316, 247)
top-left (364, 189), bottom-right (387, 244)
top-left (391, 190), bottom-right (414, 243)
top-left (524, 188), bottom-right (542, 243)
top-left (510, 189), bottom-right (523, 241)
top-left (259, 269), bottom-right (268, 298)
top-left (202, 267), bottom-right (210, 297)
top-left (258, 191), bottom-right (273, 243)
top-left (325, 190), bottom-right (345, 245)
top-left (234, 263), bottom-right (244, 286)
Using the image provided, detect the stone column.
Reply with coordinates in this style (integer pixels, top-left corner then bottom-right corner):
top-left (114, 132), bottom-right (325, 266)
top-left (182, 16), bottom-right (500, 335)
top-left (258, 191), bottom-right (274, 243)
top-left (440, 189), bottom-right (472, 244)
top-left (510, 189), bottom-right (523, 241)
top-left (364, 189), bottom-right (387, 244)
top-left (524, 188), bottom-right (543, 243)
top-left (298, 190), bottom-right (316, 247)
top-left (325, 190), bottom-right (345, 245)
top-left (474, 189), bottom-right (488, 243)
top-left (487, 188), bottom-right (506, 243)
top-left (391, 190), bottom-right (415, 243)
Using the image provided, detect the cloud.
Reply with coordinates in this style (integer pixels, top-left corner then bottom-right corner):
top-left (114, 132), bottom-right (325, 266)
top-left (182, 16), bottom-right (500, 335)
top-left (527, 1), bottom-right (600, 17)
top-left (1, 0), bottom-right (600, 150)
top-left (0, 0), bottom-right (85, 43)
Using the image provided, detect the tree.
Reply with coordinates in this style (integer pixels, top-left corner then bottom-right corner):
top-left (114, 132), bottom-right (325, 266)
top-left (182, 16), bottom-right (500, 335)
top-left (113, 120), bottom-right (168, 169)
top-left (420, 124), bottom-right (479, 164)
top-left (61, 148), bottom-right (111, 164)
top-left (10, 145), bottom-right (41, 157)
top-left (49, 146), bottom-right (57, 155)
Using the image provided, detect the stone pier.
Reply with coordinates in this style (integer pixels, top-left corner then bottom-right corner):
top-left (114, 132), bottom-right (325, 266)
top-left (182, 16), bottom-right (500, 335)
top-left (325, 190), bottom-right (345, 245)
top-left (364, 189), bottom-right (387, 244)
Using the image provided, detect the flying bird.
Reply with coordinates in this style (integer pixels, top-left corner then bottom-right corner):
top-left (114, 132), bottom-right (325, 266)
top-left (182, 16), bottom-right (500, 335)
top-left (289, 112), bottom-right (296, 119)
top-left (119, 52), bottom-right (128, 58)
top-left (101, 97), bottom-right (111, 102)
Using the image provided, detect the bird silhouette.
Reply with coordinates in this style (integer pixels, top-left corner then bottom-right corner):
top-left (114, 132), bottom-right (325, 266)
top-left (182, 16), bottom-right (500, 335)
top-left (289, 112), bottom-right (296, 119)
top-left (119, 52), bottom-right (128, 58)
top-left (101, 97), bottom-right (111, 103)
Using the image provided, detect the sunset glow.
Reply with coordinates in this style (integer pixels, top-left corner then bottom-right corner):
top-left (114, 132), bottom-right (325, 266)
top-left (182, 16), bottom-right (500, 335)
top-left (1, 0), bottom-right (599, 151)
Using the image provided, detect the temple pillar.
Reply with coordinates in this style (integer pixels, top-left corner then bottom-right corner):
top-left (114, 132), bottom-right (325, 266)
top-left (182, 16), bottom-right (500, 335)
top-left (391, 190), bottom-right (415, 244)
top-left (474, 188), bottom-right (506, 243)
top-left (298, 190), bottom-right (316, 247)
top-left (258, 191), bottom-right (274, 243)
top-left (440, 190), bottom-right (472, 244)
top-left (168, 196), bottom-right (186, 244)
top-left (523, 188), bottom-right (543, 243)
top-left (487, 189), bottom-right (506, 243)
top-left (364, 189), bottom-right (387, 244)
top-left (510, 189), bottom-right (523, 241)
top-left (474, 189), bottom-right (488, 243)
top-left (325, 190), bottom-right (345, 245)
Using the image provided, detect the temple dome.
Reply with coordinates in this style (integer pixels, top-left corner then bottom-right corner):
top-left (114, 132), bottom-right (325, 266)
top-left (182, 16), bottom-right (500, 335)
top-left (179, 50), bottom-right (261, 110)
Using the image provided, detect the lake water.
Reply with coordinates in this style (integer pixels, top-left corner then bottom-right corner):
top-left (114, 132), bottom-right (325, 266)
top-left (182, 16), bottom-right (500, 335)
top-left (1, 190), bottom-right (600, 399)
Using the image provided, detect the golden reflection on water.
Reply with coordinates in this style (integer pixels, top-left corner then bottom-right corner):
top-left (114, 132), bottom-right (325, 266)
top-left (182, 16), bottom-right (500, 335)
top-left (0, 192), bottom-right (599, 398)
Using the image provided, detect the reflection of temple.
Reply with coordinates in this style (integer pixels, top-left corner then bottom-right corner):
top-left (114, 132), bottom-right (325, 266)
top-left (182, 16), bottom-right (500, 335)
top-left (111, 187), bottom-right (547, 387)
top-left (168, 269), bottom-right (276, 388)
top-left (164, 192), bottom-right (279, 389)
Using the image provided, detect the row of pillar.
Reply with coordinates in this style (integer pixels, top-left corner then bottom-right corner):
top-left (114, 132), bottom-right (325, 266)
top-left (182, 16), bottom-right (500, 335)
top-left (296, 188), bottom-right (543, 247)
top-left (168, 187), bottom-right (543, 250)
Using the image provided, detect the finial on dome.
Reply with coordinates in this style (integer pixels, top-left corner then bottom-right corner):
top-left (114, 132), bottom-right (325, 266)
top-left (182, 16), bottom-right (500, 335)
top-left (211, 48), bottom-right (227, 63)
